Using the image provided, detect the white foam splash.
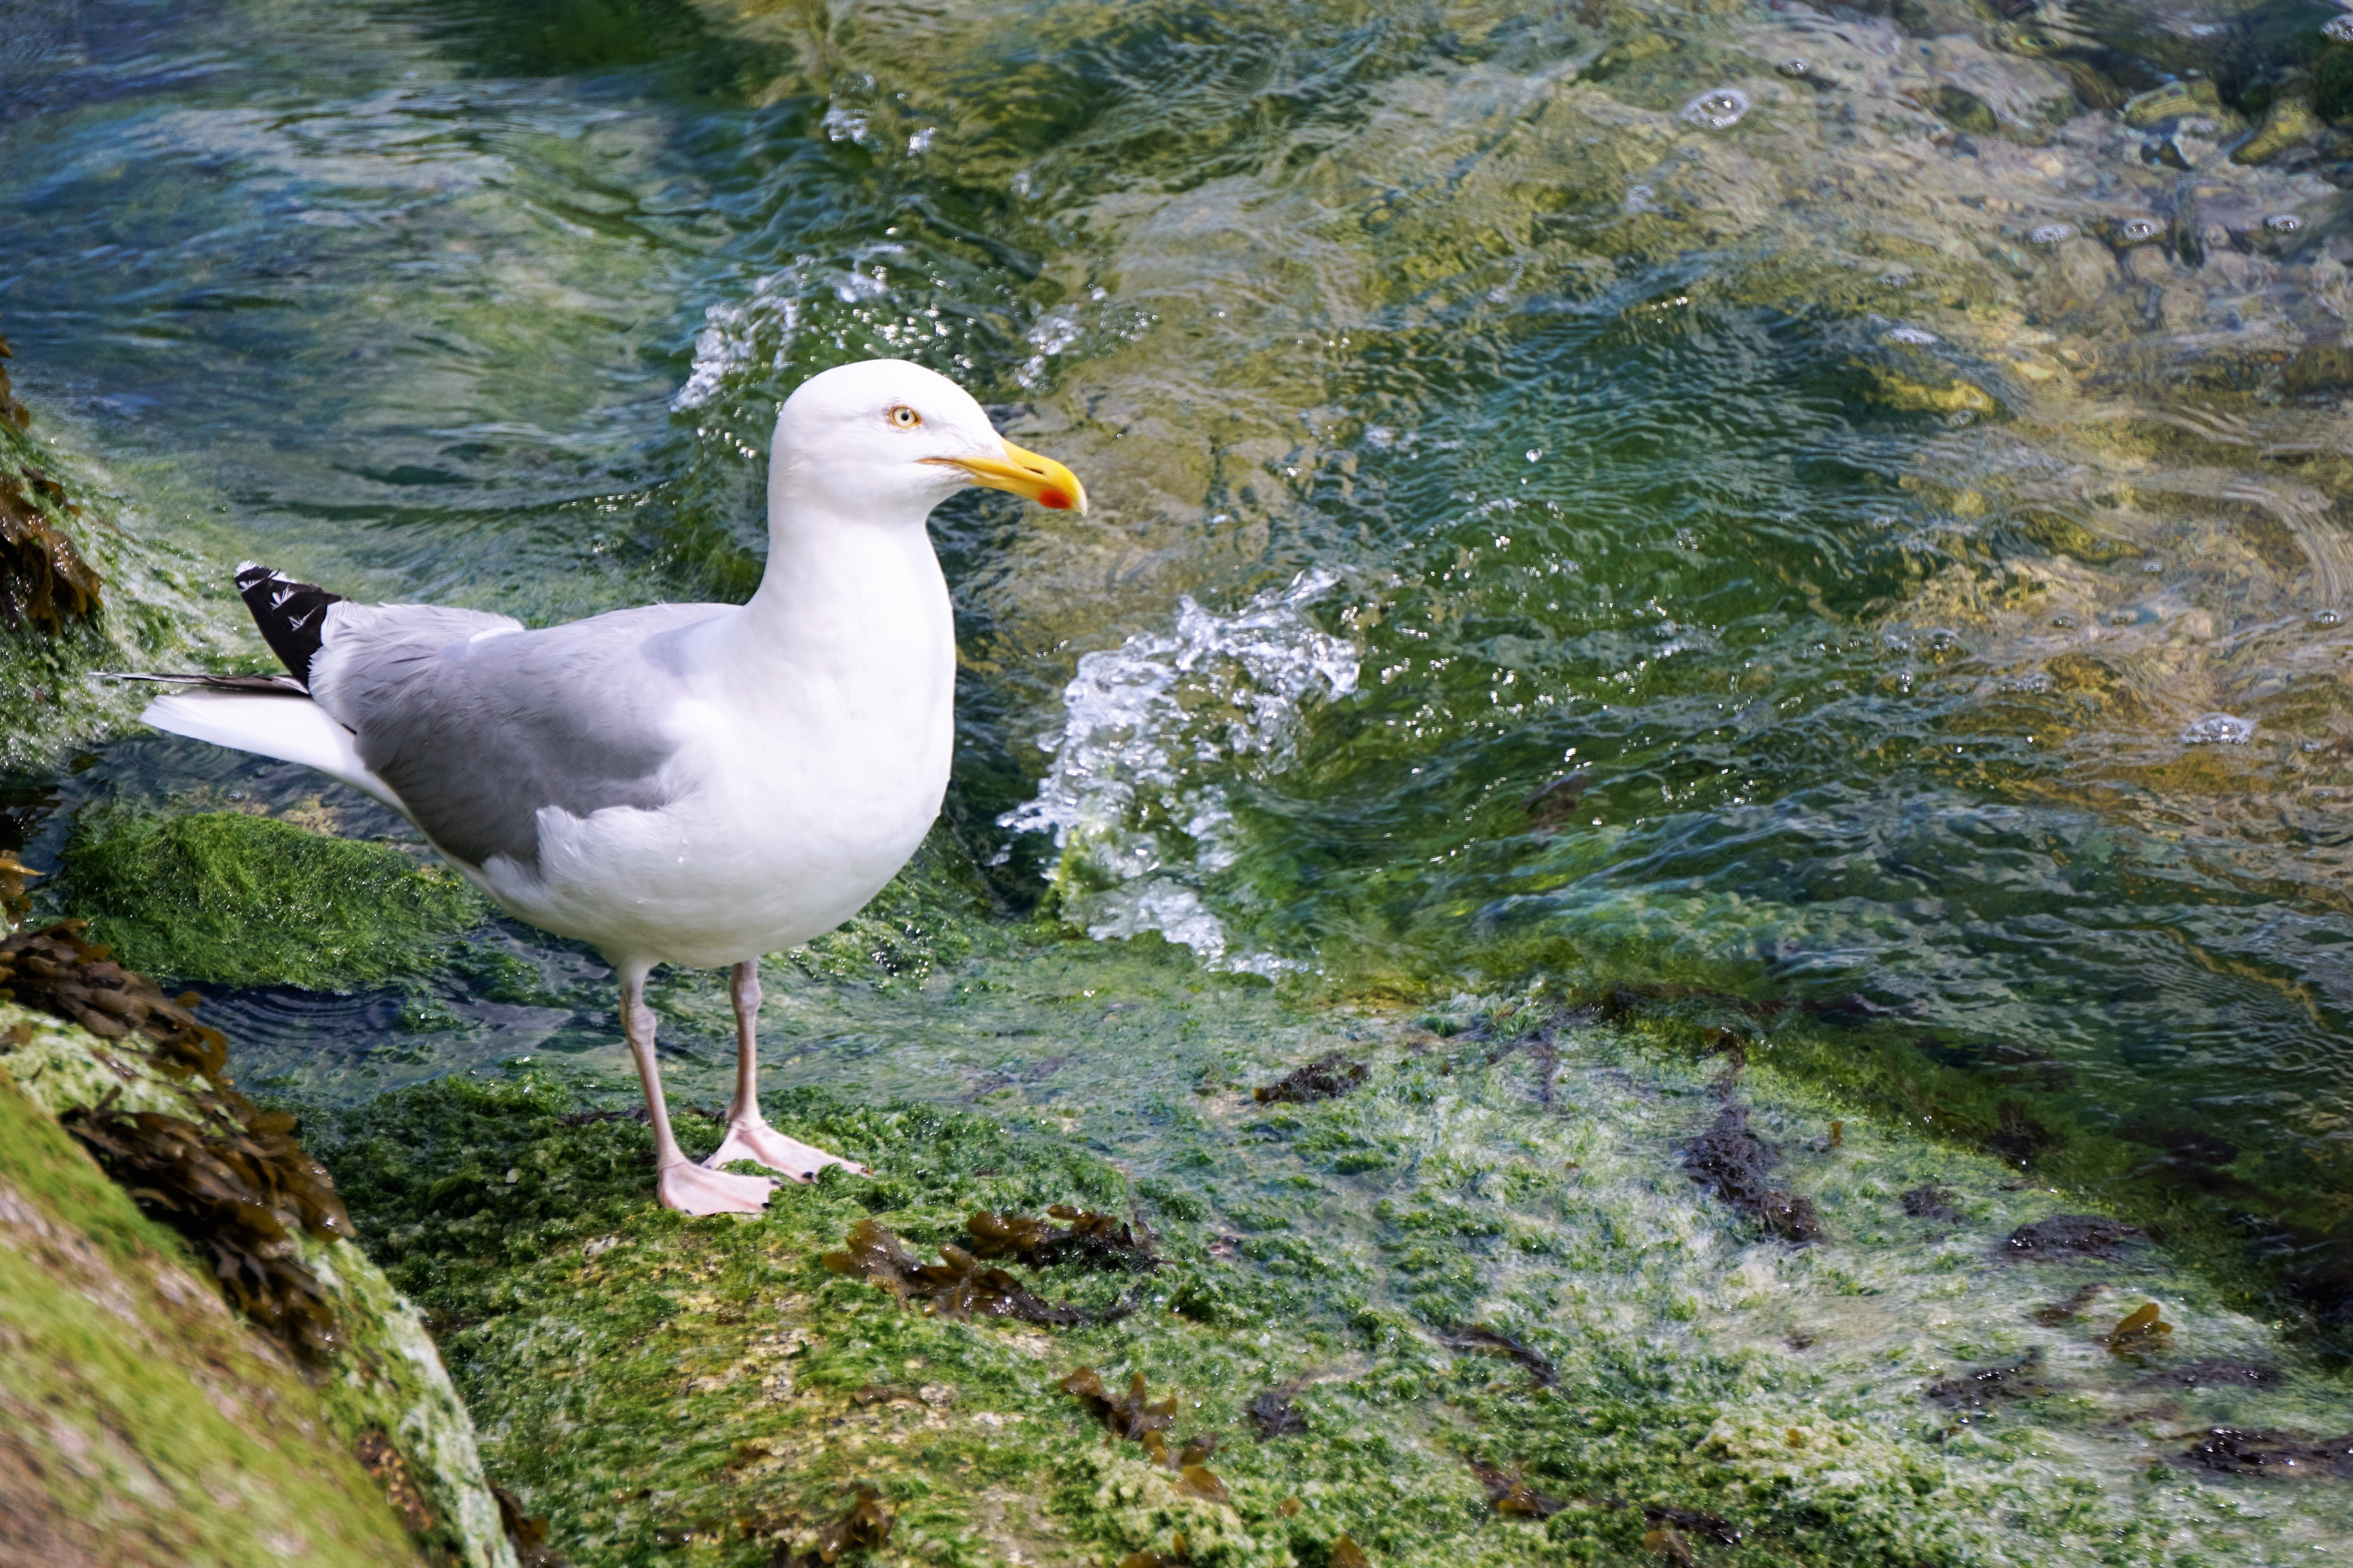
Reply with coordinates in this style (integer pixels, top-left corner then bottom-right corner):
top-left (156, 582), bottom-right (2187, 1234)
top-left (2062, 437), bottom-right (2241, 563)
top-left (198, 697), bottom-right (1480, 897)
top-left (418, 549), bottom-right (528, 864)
top-left (1002, 569), bottom-right (1359, 972)
top-left (670, 246), bottom-right (910, 412)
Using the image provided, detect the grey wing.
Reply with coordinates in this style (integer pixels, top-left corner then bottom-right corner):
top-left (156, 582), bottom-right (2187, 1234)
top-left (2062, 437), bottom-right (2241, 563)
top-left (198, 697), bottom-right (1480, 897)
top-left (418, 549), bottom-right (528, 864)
top-left (307, 602), bottom-right (719, 872)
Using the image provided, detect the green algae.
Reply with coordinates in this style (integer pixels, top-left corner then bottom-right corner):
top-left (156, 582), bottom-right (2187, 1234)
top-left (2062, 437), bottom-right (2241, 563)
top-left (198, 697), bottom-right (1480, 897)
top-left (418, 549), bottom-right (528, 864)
top-left (61, 805), bottom-right (489, 990)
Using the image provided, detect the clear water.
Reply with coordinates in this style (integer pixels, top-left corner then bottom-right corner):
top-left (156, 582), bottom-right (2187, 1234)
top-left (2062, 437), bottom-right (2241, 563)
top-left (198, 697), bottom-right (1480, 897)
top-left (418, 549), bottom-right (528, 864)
top-left (13, 0), bottom-right (2353, 1318)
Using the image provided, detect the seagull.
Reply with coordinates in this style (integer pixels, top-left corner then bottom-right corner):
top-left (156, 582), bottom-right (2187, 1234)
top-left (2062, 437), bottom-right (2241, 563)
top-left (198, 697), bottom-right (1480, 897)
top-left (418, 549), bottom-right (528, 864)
top-left (127, 359), bottom-right (1087, 1215)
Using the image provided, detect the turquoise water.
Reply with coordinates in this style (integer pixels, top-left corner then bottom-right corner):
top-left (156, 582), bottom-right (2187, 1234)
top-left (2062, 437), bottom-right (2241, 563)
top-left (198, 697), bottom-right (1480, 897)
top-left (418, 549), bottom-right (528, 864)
top-left (15, 0), bottom-right (2353, 1325)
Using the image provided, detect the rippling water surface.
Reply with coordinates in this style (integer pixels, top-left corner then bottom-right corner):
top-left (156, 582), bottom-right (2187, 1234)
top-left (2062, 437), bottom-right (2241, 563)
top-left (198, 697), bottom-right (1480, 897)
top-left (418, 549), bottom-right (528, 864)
top-left (15, 0), bottom-right (2353, 1302)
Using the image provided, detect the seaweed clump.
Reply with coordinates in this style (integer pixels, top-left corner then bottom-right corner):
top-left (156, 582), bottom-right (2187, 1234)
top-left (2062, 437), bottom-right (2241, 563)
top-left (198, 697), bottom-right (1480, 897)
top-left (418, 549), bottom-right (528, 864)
top-left (0, 919), bottom-right (226, 1076)
top-left (1468, 1459), bottom-right (1562, 1518)
top-left (822, 1218), bottom-right (1085, 1325)
top-left (774, 1487), bottom-right (892, 1568)
top-left (1925, 1356), bottom-right (2052, 1414)
top-left (0, 322), bottom-right (104, 632)
top-left (1061, 1367), bottom-right (1227, 1497)
top-left (2004, 1214), bottom-right (2138, 1256)
top-left (2172, 1428), bottom-right (2353, 1478)
top-left (1682, 1102), bottom-right (1821, 1241)
top-left (62, 1101), bottom-right (354, 1363)
top-left (1254, 1051), bottom-right (1369, 1103)
top-left (965, 1204), bottom-right (1161, 1271)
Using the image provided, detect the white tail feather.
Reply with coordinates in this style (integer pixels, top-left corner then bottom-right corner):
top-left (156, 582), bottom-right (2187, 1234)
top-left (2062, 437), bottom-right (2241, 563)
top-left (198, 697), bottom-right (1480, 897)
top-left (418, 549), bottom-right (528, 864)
top-left (141, 693), bottom-right (404, 812)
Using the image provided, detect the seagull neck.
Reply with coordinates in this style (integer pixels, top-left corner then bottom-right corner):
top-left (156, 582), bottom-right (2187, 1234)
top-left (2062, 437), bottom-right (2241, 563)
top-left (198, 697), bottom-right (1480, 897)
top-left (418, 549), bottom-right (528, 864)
top-left (736, 503), bottom-right (948, 659)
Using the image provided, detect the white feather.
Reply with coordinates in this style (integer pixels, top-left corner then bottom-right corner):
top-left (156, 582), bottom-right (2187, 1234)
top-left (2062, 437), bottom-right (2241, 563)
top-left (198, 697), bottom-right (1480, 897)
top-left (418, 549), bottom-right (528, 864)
top-left (141, 692), bottom-right (404, 811)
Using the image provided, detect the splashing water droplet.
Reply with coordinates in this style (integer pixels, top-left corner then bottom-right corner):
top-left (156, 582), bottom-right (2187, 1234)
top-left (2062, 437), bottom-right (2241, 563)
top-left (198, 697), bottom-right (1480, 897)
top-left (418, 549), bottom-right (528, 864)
top-left (2182, 713), bottom-right (2255, 745)
top-left (1886, 327), bottom-right (1939, 346)
top-left (2325, 14), bottom-right (2353, 41)
top-left (1680, 88), bottom-right (1750, 129)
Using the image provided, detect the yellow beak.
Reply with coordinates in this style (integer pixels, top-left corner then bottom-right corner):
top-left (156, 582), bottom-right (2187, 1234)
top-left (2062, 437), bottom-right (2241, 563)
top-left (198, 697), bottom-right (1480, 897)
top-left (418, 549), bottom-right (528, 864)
top-left (929, 439), bottom-right (1088, 513)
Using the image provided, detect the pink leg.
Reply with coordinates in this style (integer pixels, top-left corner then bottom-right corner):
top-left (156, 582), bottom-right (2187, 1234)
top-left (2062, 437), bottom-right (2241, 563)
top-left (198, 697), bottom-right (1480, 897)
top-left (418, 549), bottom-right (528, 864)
top-left (701, 959), bottom-right (869, 1182)
top-left (621, 968), bottom-right (774, 1215)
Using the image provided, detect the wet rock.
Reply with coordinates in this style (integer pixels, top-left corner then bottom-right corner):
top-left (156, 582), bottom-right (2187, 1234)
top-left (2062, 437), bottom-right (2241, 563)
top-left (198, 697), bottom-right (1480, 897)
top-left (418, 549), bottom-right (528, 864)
top-left (1253, 1050), bottom-right (1369, 1104)
top-left (2235, 93), bottom-right (2323, 165)
top-left (1934, 85), bottom-right (1999, 136)
top-left (2004, 1214), bottom-right (2139, 1256)
top-left (1247, 1389), bottom-right (1306, 1439)
top-left (1684, 1102), bottom-right (1822, 1242)
top-left (1901, 1185), bottom-right (1960, 1221)
top-left (2123, 79), bottom-right (2230, 132)
top-left (2173, 1427), bottom-right (2353, 1478)
top-left (2135, 1360), bottom-right (2285, 1389)
top-left (1926, 1355), bottom-right (2053, 1411)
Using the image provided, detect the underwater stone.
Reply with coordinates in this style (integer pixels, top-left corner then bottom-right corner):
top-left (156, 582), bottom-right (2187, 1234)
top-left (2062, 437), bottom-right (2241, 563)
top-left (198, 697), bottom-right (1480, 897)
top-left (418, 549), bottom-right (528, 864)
top-left (2236, 96), bottom-right (2323, 166)
top-left (1683, 1102), bottom-right (1821, 1242)
top-left (2123, 79), bottom-right (2227, 131)
top-left (2173, 1428), bottom-right (2353, 1477)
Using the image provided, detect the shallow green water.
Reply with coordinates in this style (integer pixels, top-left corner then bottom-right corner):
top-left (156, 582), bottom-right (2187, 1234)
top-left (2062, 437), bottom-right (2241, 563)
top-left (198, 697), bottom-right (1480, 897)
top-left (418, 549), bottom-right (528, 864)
top-left (14, 0), bottom-right (2353, 1350)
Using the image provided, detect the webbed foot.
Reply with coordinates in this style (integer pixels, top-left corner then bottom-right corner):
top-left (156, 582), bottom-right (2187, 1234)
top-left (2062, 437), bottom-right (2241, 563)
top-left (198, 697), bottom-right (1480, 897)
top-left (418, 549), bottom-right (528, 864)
top-left (702, 1118), bottom-right (868, 1183)
top-left (657, 1158), bottom-right (776, 1215)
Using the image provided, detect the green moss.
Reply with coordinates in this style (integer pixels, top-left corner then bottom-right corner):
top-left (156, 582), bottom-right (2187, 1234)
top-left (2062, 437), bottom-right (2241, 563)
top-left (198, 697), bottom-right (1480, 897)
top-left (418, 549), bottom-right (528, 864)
top-left (62, 806), bottom-right (489, 989)
top-left (0, 1064), bottom-right (426, 1566)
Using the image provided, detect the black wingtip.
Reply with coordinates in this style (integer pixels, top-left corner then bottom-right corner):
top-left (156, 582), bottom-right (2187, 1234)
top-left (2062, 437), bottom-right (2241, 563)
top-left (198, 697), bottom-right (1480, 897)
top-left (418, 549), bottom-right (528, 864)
top-left (235, 563), bottom-right (346, 686)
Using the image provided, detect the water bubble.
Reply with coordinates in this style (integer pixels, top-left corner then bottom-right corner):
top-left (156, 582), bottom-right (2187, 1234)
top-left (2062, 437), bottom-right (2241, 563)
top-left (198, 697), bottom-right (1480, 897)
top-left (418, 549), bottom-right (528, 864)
top-left (1778, 58), bottom-right (1810, 77)
top-left (2181, 712), bottom-right (2255, 745)
top-left (2314, 608), bottom-right (2344, 627)
top-left (2326, 14), bottom-right (2353, 40)
top-left (2029, 223), bottom-right (2075, 247)
top-left (1886, 327), bottom-right (1939, 345)
top-left (1680, 87), bottom-right (1750, 130)
top-left (1526, 448), bottom-right (1542, 463)
top-left (2120, 217), bottom-right (2162, 243)
top-left (1946, 409), bottom-right (1976, 428)
top-left (2265, 213), bottom-right (2304, 234)
top-left (2050, 614), bottom-right (2076, 629)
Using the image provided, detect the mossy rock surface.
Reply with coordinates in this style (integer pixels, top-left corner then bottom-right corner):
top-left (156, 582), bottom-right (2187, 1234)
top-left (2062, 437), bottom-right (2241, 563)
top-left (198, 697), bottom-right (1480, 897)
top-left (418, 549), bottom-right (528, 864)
top-left (62, 806), bottom-right (489, 990)
top-left (300, 969), bottom-right (2353, 1568)
top-left (0, 1057), bottom-right (426, 1567)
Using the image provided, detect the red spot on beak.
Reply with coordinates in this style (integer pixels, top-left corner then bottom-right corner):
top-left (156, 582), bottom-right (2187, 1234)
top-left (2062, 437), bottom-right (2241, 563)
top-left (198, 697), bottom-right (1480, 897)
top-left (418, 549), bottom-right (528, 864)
top-left (1038, 487), bottom-right (1071, 510)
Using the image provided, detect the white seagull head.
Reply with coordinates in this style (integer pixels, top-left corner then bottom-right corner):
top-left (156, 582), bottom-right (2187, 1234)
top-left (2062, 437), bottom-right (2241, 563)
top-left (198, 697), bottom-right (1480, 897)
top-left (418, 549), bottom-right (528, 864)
top-left (769, 357), bottom-right (1088, 525)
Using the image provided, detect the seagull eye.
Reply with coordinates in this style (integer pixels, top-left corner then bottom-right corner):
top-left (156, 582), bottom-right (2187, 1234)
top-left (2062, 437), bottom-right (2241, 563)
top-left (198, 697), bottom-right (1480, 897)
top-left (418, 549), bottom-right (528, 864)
top-left (888, 404), bottom-right (921, 429)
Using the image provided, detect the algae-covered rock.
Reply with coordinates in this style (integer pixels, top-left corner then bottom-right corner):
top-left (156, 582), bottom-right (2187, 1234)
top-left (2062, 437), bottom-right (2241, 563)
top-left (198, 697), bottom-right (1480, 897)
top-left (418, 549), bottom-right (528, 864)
top-left (0, 1060), bottom-right (428, 1566)
top-left (0, 994), bottom-right (518, 1568)
top-left (61, 806), bottom-right (489, 990)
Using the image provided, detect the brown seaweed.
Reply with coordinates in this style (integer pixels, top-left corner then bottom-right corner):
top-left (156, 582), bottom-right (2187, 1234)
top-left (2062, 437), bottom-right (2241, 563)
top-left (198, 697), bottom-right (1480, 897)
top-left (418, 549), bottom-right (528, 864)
top-left (1469, 1460), bottom-right (1561, 1517)
top-left (2172, 1428), bottom-right (2353, 1479)
top-left (0, 848), bottom-right (34, 926)
top-left (821, 1219), bottom-right (1085, 1326)
top-left (1901, 1186), bottom-right (1959, 1222)
top-left (357, 1430), bottom-right (438, 1536)
top-left (1683, 1102), bottom-right (1821, 1242)
top-left (2003, 1214), bottom-right (2138, 1257)
top-left (965, 1204), bottom-right (1161, 1272)
top-left (1248, 1389), bottom-right (1306, 1439)
top-left (2102, 1302), bottom-right (2174, 1358)
top-left (2031, 1283), bottom-right (2105, 1325)
top-left (0, 324), bottom-right (28, 433)
top-left (0, 453), bottom-right (102, 631)
top-left (775, 1487), bottom-right (893, 1568)
top-left (1116, 1538), bottom-right (1193, 1568)
top-left (1442, 1325), bottom-right (1559, 1389)
top-left (1327, 1538), bottom-right (1369, 1568)
top-left (494, 1484), bottom-right (573, 1568)
top-left (62, 1101), bottom-right (353, 1364)
top-left (1061, 1366), bottom-right (1178, 1442)
top-left (1643, 1505), bottom-right (1741, 1546)
top-left (0, 919), bottom-right (228, 1078)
